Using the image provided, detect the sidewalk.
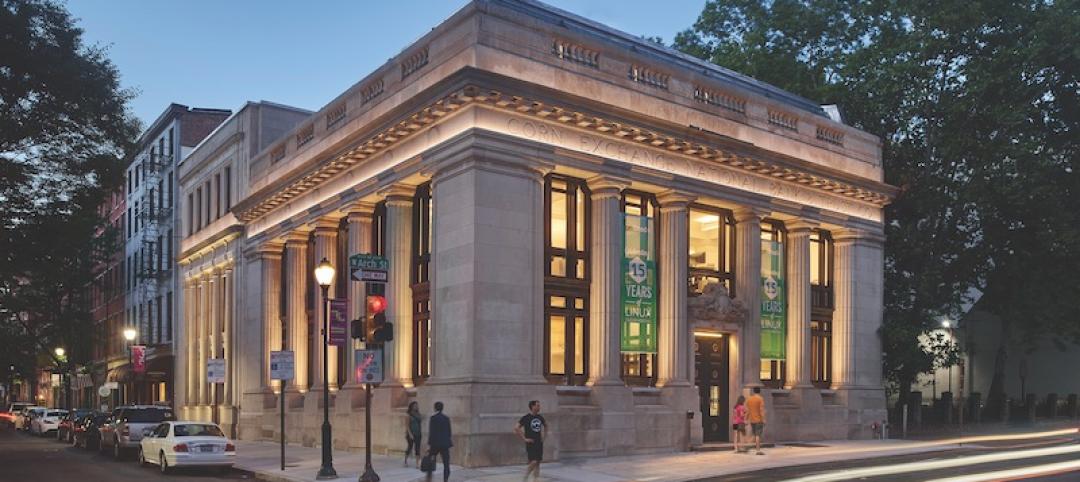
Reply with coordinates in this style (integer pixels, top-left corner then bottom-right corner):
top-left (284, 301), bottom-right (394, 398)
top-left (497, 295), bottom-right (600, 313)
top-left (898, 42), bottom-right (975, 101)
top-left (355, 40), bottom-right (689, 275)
top-left (234, 438), bottom-right (962, 482)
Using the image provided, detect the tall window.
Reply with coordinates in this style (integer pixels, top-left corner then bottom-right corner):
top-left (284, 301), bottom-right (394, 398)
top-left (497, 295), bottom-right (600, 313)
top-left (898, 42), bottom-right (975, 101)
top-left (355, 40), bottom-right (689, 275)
top-left (544, 174), bottom-right (589, 385)
top-left (224, 166), bottom-right (231, 211)
top-left (166, 292), bottom-right (173, 343)
top-left (187, 193), bottom-right (194, 236)
top-left (372, 202), bottom-right (386, 257)
top-left (810, 229), bottom-right (834, 387)
top-left (760, 220), bottom-right (786, 387)
top-left (412, 183), bottom-right (433, 381)
top-left (688, 206), bottom-right (736, 296)
top-left (621, 190), bottom-right (657, 385)
top-left (204, 181), bottom-right (211, 226)
top-left (214, 173), bottom-right (221, 219)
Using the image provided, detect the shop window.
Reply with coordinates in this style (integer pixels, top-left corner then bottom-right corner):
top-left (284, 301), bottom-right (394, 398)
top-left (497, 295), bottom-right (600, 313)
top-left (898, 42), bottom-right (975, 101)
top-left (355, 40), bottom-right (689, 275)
top-left (412, 183), bottom-right (433, 381)
top-left (543, 174), bottom-right (590, 385)
top-left (688, 206), bottom-right (736, 297)
top-left (810, 229), bottom-right (833, 387)
top-left (761, 220), bottom-right (786, 387)
top-left (621, 190), bottom-right (658, 386)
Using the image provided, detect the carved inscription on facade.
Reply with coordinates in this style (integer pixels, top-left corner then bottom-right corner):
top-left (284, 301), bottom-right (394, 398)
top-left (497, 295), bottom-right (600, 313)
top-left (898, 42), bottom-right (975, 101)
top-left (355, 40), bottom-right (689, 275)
top-left (503, 115), bottom-right (881, 222)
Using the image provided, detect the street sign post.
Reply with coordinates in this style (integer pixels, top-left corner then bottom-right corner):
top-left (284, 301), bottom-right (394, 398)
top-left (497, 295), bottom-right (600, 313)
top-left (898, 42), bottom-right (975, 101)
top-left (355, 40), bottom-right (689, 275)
top-left (269, 350), bottom-right (294, 471)
top-left (354, 348), bottom-right (384, 482)
top-left (349, 254), bottom-right (389, 283)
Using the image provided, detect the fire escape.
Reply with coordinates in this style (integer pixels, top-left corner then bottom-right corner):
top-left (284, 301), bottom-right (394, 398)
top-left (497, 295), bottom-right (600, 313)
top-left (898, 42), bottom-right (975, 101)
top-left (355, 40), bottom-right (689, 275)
top-left (138, 150), bottom-right (172, 348)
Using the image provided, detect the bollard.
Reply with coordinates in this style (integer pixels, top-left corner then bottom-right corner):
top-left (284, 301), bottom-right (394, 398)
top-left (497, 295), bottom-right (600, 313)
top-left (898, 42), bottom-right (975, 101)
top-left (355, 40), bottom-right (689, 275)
top-left (969, 392), bottom-right (982, 424)
top-left (1046, 393), bottom-right (1059, 418)
top-left (902, 404), bottom-right (908, 439)
top-left (1025, 393), bottom-right (1037, 422)
top-left (942, 392), bottom-right (954, 424)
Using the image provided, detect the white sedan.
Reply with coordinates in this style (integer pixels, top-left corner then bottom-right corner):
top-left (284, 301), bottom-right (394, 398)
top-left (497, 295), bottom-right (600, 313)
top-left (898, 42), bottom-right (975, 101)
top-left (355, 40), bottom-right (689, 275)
top-left (139, 421), bottom-right (235, 474)
top-left (30, 409), bottom-right (67, 435)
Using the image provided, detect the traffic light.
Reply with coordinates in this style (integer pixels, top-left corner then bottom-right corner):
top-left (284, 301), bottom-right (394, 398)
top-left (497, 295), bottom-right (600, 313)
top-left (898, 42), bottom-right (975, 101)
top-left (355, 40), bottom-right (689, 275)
top-left (350, 318), bottom-right (365, 340)
top-left (364, 283), bottom-right (393, 345)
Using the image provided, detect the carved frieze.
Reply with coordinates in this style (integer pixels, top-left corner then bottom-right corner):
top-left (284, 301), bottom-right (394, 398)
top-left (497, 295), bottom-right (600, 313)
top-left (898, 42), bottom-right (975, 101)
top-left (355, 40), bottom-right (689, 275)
top-left (688, 283), bottom-right (748, 330)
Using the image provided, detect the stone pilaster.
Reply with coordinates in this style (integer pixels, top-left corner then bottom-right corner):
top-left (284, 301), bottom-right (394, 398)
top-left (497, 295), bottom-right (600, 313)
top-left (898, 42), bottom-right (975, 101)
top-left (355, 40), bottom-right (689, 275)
top-left (222, 267), bottom-right (234, 405)
top-left (197, 274), bottom-right (209, 405)
top-left (344, 202), bottom-right (376, 390)
top-left (586, 175), bottom-right (630, 386)
top-left (209, 269), bottom-right (221, 408)
top-left (184, 278), bottom-right (197, 408)
top-left (284, 232), bottom-right (310, 394)
top-left (311, 219), bottom-right (340, 390)
top-left (785, 221), bottom-right (816, 389)
top-left (257, 244), bottom-right (283, 392)
top-left (831, 229), bottom-right (885, 390)
top-left (656, 190), bottom-right (695, 387)
top-left (380, 184), bottom-right (414, 387)
top-left (734, 207), bottom-right (768, 388)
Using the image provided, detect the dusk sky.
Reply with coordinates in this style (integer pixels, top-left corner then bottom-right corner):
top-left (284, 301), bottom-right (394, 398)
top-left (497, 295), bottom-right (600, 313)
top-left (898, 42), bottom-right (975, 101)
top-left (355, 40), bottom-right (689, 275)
top-left (66, 0), bottom-right (705, 127)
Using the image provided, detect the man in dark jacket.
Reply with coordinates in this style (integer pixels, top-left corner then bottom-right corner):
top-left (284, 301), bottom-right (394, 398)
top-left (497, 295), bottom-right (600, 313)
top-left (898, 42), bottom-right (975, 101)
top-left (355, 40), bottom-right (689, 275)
top-left (427, 401), bottom-right (452, 481)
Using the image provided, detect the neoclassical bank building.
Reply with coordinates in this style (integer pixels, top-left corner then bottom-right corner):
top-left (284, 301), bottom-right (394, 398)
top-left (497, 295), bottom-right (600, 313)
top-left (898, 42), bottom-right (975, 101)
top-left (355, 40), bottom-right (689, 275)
top-left (176, 0), bottom-right (894, 466)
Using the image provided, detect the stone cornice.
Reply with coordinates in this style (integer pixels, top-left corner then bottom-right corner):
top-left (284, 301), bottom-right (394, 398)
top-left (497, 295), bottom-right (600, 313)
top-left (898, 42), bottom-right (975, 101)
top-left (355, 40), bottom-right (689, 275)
top-left (234, 84), bottom-right (896, 224)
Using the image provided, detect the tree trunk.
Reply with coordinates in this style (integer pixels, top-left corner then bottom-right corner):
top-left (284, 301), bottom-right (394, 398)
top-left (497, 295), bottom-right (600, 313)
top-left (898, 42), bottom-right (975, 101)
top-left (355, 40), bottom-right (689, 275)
top-left (985, 319), bottom-right (1010, 417)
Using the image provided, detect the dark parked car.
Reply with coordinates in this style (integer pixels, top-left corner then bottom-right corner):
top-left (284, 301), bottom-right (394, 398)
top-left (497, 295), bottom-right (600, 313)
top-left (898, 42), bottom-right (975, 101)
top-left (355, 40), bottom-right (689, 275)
top-left (73, 412), bottom-right (109, 450)
top-left (57, 408), bottom-right (93, 442)
top-left (99, 405), bottom-right (175, 459)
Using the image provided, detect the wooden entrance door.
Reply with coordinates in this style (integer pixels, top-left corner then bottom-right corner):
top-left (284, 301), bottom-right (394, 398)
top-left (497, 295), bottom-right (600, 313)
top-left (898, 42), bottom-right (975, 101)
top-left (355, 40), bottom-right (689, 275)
top-left (695, 334), bottom-right (730, 442)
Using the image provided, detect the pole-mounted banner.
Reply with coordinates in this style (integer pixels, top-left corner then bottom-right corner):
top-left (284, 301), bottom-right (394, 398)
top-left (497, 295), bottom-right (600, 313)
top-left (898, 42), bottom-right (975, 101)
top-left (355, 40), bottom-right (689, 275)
top-left (620, 213), bottom-right (657, 353)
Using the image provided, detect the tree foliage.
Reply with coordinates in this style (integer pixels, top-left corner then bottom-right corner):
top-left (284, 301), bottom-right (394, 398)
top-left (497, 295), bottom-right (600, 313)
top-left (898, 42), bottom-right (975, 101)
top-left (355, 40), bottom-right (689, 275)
top-left (673, 0), bottom-right (1080, 397)
top-left (0, 0), bottom-right (137, 381)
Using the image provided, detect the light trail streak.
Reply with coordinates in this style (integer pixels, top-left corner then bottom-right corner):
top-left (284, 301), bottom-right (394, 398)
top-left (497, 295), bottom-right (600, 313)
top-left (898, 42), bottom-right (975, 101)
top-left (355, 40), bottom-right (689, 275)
top-left (925, 459), bottom-right (1080, 482)
top-left (783, 443), bottom-right (1080, 482)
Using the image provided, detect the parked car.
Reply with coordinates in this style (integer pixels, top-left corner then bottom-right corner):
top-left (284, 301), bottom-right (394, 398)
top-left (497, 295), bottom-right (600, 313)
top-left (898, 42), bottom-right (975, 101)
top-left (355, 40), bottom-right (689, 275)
top-left (19, 407), bottom-right (45, 432)
top-left (30, 409), bottom-right (67, 435)
top-left (2, 402), bottom-right (34, 427)
top-left (96, 407), bottom-right (123, 453)
top-left (73, 412), bottom-right (109, 450)
top-left (139, 421), bottom-right (234, 474)
top-left (99, 405), bottom-right (175, 460)
top-left (57, 408), bottom-right (93, 442)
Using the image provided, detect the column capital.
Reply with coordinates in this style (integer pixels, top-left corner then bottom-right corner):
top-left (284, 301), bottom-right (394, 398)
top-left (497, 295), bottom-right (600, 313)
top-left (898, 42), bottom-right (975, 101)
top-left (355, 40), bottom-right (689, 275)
top-left (345, 201), bottom-right (378, 219)
top-left (786, 219), bottom-right (820, 236)
top-left (733, 206), bottom-right (771, 224)
top-left (656, 189), bottom-right (696, 210)
top-left (282, 230), bottom-right (311, 247)
top-left (833, 228), bottom-right (885, 246)
top-left (586, 174), bottom-right (631, 197)
top-left (376, 183), bottom-right (415, 204)
top-left (310, 217), bottom-right (341, 235)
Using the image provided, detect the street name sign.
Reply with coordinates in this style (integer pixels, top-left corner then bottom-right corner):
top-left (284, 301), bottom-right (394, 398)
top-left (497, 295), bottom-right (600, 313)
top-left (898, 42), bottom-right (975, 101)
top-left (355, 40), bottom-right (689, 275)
top-left (350, 254), bottom-right (389, 283)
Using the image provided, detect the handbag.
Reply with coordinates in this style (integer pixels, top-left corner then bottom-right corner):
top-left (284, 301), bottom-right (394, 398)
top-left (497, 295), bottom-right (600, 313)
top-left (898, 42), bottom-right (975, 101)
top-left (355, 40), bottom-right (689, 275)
top-left (420, 453), bottom-right (436, 473)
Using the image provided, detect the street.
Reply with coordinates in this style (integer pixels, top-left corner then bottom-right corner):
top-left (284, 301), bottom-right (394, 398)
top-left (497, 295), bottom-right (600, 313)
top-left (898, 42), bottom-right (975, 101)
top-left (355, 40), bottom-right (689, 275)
top-left (0, 425), bottom-right (248, 482)
top-left (701, 434), bottom-right (1080, 481)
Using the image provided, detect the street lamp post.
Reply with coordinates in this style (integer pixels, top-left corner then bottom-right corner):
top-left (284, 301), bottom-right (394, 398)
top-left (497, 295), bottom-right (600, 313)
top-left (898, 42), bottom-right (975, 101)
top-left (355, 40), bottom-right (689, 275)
top-left (124, 327), bottom-right (137, 405)
top-left (314, 258), bottom-right (337, 480)
top-left (54, 347), bottom-right (69, 410)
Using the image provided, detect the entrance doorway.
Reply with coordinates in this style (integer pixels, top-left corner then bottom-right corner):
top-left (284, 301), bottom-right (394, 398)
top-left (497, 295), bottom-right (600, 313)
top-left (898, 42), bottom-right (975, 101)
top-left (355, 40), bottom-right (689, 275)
top-left (695, 333), bottom-right (730, 442)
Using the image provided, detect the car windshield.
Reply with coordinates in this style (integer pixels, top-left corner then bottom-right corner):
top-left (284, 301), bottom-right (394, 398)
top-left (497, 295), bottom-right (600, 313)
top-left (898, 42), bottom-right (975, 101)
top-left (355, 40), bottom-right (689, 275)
top-left (173, 424), bottom-right (224, 437)
top-left (125, 409), bottom-right (174, 423)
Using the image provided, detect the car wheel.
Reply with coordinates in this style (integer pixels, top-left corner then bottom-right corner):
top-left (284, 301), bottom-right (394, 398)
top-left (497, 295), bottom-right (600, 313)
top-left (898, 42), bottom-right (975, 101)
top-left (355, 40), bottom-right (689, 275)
top-left (159, 452), bottom-right (169, 474)
top-left (112, 438), bottom-right (122, 460)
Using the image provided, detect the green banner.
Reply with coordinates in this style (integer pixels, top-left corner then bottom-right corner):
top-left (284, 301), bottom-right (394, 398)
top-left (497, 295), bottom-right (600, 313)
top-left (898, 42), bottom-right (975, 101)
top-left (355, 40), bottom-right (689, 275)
top-left (760, 240), bottom-right (786, 359)
top-left (620, 214), bottom-right (657, 353)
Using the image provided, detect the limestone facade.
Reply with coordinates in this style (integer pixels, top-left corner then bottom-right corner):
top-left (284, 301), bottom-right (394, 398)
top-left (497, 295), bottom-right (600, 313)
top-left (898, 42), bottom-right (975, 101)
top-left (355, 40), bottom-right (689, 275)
top-left (176, 0), bottom-right (894, 467)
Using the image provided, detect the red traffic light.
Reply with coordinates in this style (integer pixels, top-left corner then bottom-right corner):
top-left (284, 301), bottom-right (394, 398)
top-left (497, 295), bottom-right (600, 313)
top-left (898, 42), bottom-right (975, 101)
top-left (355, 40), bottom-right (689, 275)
top-left (366, 295), bottom-right (387, 314)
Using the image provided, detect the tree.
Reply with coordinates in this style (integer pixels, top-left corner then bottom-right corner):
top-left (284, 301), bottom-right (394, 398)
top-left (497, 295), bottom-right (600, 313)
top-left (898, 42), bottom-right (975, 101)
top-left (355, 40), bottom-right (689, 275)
top-left (672, 0), bottom-right (1079, 403)
top-left (0, 0), bottom-right (137, 380)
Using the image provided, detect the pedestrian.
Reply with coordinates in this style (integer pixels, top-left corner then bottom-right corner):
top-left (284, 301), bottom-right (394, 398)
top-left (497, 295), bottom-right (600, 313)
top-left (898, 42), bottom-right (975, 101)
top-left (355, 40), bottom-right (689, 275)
top-left (514, 400), bottom-right (547, 481)
top-left (426, 401), bottom-right (452, 482)
top-left (747, 387), bottom-right (766, 455)
top-left (732, 395), bottom-right (747, 453)
top-left (405, 401), bottom-right (422, 467)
